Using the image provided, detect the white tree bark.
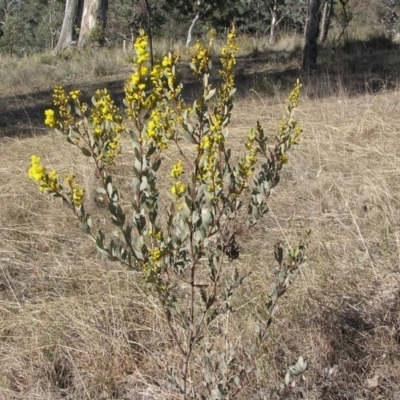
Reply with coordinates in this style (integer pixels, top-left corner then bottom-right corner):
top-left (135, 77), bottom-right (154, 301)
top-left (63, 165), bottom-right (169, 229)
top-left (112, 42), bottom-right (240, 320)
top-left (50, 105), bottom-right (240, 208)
top-left (52, 0), bottom-right (79, 53)
top-left (186, 0), bottom-right (201, 47)
top-left (269, 0), bottom-right (290, 44)
top-left (78, 0), bottom-right (108, 49)
top-left (186, 13), bottom-right (199, 47)
top-left (319, 0), bottom-right (332, 43)
top-left (269, 5), bottom-right (277, 44)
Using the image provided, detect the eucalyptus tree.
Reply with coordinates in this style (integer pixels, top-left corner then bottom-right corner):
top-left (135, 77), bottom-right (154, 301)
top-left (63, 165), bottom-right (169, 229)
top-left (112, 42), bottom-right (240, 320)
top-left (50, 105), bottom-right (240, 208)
top-left (319, 0), bottom-right (333, 42)
top-left (302, 0), bottom-right (321, 70)
top-left (267, 0), bottom-right (308, 43)
top-left (52, 0), bottom-right (79, 53)
top-left (78, 0), bottom-right (108, 48)
top-left (53, 0), bottom-right (108, 52)
top-left (164, 0), bottom-right (251, 42)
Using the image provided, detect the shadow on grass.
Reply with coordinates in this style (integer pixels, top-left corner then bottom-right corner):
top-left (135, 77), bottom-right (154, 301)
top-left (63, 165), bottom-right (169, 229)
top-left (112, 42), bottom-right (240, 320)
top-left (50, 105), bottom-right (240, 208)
top-left (313, 289), bottom-right (400, 400)
top-left (1, 35), bottom-right (399, 138)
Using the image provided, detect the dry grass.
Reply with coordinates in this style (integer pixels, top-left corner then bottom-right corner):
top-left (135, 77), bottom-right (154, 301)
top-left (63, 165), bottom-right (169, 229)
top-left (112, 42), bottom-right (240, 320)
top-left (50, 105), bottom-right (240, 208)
top-left (0, 33), bottom-right (303, 98)
top-left (1, 38), bottom-right (400, 398)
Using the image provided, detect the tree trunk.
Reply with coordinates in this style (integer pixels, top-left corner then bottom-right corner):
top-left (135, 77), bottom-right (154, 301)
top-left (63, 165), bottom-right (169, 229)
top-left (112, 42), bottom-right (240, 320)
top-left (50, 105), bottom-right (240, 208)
top-left (269, 5), bottom-right (277, 44)
top-left (319, 0), bottom-right (332, 43)
top-left (78, 0), bottom-right (108, 49)
top-left (144, 0), bottom-right (154, 67)
top-left (52, 0), bottom-right (79, 53)
top-left (187, 0), bottom-right (201, 47)
top-left (302, 0), bottom-right (321, 70)
top-left (186, 13), bottom-right (199, 47)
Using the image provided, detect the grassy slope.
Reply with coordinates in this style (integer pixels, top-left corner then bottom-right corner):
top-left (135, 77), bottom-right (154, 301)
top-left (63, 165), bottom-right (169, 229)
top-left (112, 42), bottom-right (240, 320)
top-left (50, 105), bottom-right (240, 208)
top-left (1, 36), bottom-right (400, 399)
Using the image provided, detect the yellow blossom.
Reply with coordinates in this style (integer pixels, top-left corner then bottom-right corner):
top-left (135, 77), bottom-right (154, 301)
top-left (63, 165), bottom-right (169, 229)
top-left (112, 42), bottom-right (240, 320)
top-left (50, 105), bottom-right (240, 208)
top-left (200, 135), bottom-right (211, 149)
top-left (72, 186), bottom-right (85, 206)
top-left (65, 173), bottom-right (75, 187)
top-left (70, 90), bottom-right (81, 100)
top-left (134, 34), bottom-right (150, 64)
top-left (44, 109), bottom-right (57, 128)
top-left (149, 230), bottom-right (163, 240)
top-left (170, 160), bottom-right (184, 178)
top-left (149, 247), bottom-right (163, 263)
top-left (279, 153), bottom-right (288, 165)
top-left (28, 155), bottom-right (46, 182)
top-left (171, 181), bottom-right (186, 197)
top-left (289, 79), bottom-right (302, 107)
top-left (162, 56), bottom-right (171, 67)
top-left (130, 73), bottom-right (140, 86)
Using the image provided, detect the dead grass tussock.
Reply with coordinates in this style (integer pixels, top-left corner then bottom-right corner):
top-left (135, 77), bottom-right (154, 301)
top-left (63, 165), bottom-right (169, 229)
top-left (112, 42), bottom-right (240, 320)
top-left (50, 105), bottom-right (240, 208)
top-left (1, 86), bottom-right (400, 398)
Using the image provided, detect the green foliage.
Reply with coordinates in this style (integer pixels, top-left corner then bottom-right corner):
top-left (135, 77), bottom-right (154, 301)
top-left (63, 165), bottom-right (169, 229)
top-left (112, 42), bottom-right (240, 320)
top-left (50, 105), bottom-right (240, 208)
top-left (107, 0), bottom-right (166, 43)
top-left (0, 0), bottom-right (308, 55)
top-left (282, 0), bottom-right (308, 33)
top-left (29, 30), bottom-right (308, 398)
top-left (163, 0), bottom-right (307, 36)
top-left (0, 0), bottom-right (64, 55)
top-left (376, 0), bottom-right (400, 36)
top-left (85, 22), bottom-right (105, 47)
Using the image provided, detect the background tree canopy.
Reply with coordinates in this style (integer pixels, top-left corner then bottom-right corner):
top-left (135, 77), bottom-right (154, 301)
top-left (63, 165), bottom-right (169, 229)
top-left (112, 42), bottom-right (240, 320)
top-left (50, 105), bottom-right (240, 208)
top-left (0, 0), bottom-right (398, 55)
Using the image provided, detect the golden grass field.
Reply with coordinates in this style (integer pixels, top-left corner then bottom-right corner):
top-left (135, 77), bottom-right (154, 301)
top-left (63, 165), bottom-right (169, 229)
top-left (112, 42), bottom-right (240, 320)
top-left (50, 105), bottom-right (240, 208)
top-left (1, 35), bottom-right (400, 399)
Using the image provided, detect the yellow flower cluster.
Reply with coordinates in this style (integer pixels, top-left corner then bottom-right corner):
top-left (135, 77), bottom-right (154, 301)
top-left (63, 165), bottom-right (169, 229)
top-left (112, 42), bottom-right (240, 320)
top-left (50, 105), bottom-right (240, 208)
top-left (52, 86), bottom-right (74, 125)
top-left (288, 79), bottom-right (302, 107)
top-left (125, 65), bottom-right (149, 110)
top-left (201, 153), bottom-right (222, 195)
top-left (291, 121), bottom-right (303, 145)
top-left (144, 109), bottom-right (169, 149)
top-left (217, 27), bottom-right (238, 114)
top-left (44, 109), bottom-right (57, 128)
top-left (197, 135), bottom-right (223, 195)
top-left (170, 181), bottom-right (186, 197)
top-left (149, 247), bottom-right (163, 264)
top-left (28, 155), bottom-right (60, 193)
top-left (44, 86), bottom-right (76, 128)
top-left (190, 29), bottom-right (239, 197)
top-left (65, 173), bottom-right (85, 206)
top-left (277, 80), bottom-right (303, 144)
top-left (72, 187), bottom-right (84, 206)
top-left (150, 64), bottom-right (162, 86)
top-left (197, 116), bottom-right (225, 196)
top-left (143, 246), bottom-right (167, 286)
top-left (148, 229), bottom-right (163, 240)
top-left (220, 29), bottom-right (238, 81)
top-left (159, 53), bottom-right (180, 100)
top-left (238, 132), bottom-right (258, 186)
top-left (189, 40), bottom-right (211, 76)
top-left (134, 34), bottom-right (149, 64)
top-left (273, 80), bottom-right (303, 167)
top-left (28, 155), bottom-right (46, 182)
top-left (106, 136), bottom-right (121, 164)
top-left (170, 160), bottom-right (186, 204)
top-left (209, 114), bottom-right (224, 143)
top-left (200, 135), bottom-right (211, 149)
top-left (91, 89), bottom-right (122, 128)
top-left (279, 153), bottom-right (288, 165)
top-left (89, 89), bottom-right (123, 166)
top-left (126, 52), bottom-right (180, 120)
top-left (125, 32), bottom-right (183, 148)
top-left (170, 160), bottom-right (184, 178)
top-left (124, 34), bottom-right (154, 115)
top-left (70, 90), bottom-right (81, 100)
